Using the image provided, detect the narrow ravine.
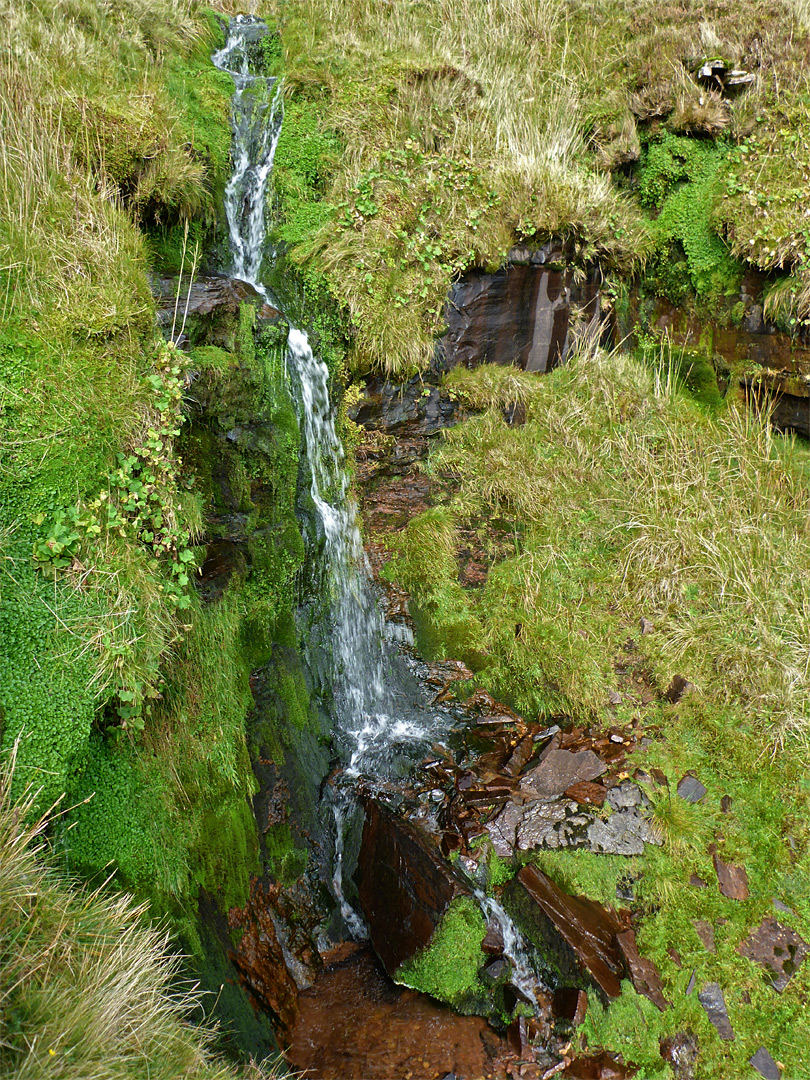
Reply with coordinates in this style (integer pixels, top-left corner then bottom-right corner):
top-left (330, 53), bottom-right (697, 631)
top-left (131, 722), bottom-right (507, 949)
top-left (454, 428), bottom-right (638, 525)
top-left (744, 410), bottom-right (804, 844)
top-left (213, 14), bottom-right (550, 1070)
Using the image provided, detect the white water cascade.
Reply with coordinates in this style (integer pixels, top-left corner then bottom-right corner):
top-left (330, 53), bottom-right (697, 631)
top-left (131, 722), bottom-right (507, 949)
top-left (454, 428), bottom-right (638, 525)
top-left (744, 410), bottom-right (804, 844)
top-left (214, 17), bottom-right (542, 993)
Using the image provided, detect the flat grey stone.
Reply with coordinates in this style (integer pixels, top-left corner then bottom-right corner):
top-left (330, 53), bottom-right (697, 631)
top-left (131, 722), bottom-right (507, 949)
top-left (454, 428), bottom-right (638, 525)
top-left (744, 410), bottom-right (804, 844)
top-left (677, 775), bottom-right (707, 803)
top-left (587, 808), bottom-right (662, 856)
top-left (698, 982), bottom-right (734, 1040)
top-left (607, 780), bottom-right (647, 811)
top-left (749, 1047), bottom-right (780, 1080)
top-left (520, 749), bottom-right (606, 800)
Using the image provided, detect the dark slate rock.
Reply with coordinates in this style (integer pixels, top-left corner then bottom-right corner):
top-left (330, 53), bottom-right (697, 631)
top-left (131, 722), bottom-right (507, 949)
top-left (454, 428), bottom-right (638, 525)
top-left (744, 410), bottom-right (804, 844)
top-left (508, 866), bottom-right (626, 999)
top-left (676, 775), bottom-right (707, 803)
top-left (553, 987), bottom-right (589, 1027)
top-left (616, 929), bottom-right (668, 1011)
top-left (698, 983), bottom-right (735, 1040)
top-left (738, 916), bottom-right (808, 992)
top-left (713, 854), bottom-right (749, 900)
top-left (354, 800), bottom-right (470, 976)
top-left (749, 1047), bottom-right (780, 1080)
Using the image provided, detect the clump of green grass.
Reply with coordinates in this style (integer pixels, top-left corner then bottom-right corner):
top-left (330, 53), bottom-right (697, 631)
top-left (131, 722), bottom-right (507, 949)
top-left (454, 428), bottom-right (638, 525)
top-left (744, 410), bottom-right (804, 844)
top-left (0, 759), bottom-right (282, 1080)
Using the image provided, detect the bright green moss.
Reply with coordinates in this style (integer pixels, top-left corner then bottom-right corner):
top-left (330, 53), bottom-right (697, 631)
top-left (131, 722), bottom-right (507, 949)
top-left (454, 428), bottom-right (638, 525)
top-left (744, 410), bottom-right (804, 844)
top-left (395, 895), bottom-right (487, 1006)
top-left (639, 134), bottom-right (742, 305)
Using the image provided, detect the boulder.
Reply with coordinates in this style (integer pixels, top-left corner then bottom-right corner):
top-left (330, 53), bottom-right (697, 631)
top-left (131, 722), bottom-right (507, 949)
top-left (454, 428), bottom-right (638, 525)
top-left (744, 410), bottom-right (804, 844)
top-left (505, 866), bottom-right (627, 999)
top-left (355, 799), bottom-right (471, 975)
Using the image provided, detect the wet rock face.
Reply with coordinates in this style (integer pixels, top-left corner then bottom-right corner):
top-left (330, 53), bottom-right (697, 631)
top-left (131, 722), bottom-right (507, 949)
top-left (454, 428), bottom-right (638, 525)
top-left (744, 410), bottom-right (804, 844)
top-left (505, 866), bottom-right (628, 999)
top-left (438, 257), bottom-right (601, 375)
top-left (229, 879), bottom-right (300, 1038)
top-left (355, 800), bottom-right (471, 975)
top-left (153, 274), bottom-right (280, 346)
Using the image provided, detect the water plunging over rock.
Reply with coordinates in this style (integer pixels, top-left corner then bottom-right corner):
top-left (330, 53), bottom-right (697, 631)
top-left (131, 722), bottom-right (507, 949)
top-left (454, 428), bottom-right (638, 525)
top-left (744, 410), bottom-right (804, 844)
top-left (212, 16), bottom-right (639, 1071)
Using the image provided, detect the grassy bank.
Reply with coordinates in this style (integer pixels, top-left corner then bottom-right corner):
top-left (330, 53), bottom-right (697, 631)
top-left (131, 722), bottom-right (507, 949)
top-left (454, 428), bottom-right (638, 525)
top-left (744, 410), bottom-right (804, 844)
top-left (380, 349), bottom-right (810, 1076)
top-left (0, 0), bottom-right (315, 1063)
top-left (263, 0), bottom-right (810, 374)
top-left (0, 765), bottom-right (285, 1079)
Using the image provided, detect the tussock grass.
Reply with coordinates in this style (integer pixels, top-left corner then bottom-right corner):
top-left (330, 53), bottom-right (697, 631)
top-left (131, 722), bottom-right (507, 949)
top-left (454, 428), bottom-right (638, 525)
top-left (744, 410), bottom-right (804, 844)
top-left (386, 349), bottom-right (810, 1076)
top-left (394, 346), bottom-right (810, 754)
top-left (267, 0), bottom-right (648, 376)
top-left (0, 761), bottom-right (280, 1080)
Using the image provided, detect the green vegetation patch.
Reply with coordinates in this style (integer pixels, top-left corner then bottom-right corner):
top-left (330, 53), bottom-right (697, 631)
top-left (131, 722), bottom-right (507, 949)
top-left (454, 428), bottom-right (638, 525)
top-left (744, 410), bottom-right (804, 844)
top-left (381, 350), bottom-right (810, 1074)
top-left (395, 895), bottom-right (488, 1008)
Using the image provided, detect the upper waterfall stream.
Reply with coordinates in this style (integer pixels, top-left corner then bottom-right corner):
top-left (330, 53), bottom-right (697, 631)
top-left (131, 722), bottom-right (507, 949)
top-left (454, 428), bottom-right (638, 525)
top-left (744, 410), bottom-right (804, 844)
top-left (213, 12), bottom-right (545, 1053)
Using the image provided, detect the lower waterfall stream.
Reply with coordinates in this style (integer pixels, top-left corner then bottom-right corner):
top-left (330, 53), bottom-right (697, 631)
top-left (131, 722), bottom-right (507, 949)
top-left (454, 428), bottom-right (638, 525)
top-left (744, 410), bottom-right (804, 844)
top-left (214, 15), bottom-right (547, 1072)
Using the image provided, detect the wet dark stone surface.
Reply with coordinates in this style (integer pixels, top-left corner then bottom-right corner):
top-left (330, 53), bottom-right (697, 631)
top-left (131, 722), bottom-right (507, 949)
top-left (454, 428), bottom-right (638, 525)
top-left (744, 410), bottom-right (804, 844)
top-left (507, 866), bottom-right (628, 999)
top-left (286, 945), bottom-right (518, 1079)
top-left (616, 928), bottom-right (668, 1011)
top-left (196, 539), bottom-right (247, 601)
top-left (154, 274), bottom-right (281, 345)
top-left (737, 916), bottom-right (808, 992)
top-left (659, 1032), bottom-right (699, 1080)
top-left (697, 982), bottom-right (735, 1040)
top-left (749, 1047), bottom-right (781, 1080)
top-left (355, 800), bottom-right (471, 975)
top-left (228, 879), bottom-right (300, 1039)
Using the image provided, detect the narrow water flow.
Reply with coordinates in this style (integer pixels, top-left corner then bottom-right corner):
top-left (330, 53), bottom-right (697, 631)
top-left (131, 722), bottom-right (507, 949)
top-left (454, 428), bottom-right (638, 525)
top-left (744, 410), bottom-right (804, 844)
top-left (214, 12), bottom-right (541, 1020)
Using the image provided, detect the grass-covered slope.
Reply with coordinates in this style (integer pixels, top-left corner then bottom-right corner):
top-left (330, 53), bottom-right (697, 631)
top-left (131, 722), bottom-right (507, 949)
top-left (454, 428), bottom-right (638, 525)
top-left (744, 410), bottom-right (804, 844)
top-left (0, 766), bottom-right (281, 1080)
top-left (262, 0), bottom-right (810, 373)
top-left (380, 350), bottom-right (810, 1076)
top-left (0, 0), bottom-right (314, 989)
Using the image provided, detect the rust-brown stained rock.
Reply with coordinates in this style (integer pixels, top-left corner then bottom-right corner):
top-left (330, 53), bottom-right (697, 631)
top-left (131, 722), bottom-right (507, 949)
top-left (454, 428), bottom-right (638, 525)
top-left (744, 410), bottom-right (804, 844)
top-left (616, 929), bottom-right (669, 1011)
top-left (562, 1051), bottom-right (638, 1078)
top-left (737, 916), bottom-right (808, 992)
top-left (503, 733), bottom-right (537, 777)
top-left (355, 799), bottom-right (470, 976)
top-left (565, 781), bottom-right (608, 807)
top-left (713, 854), bottom-right (749, 900)
top-left (229, 880), bottom-right (299, 1038)
top-left (515, 866), bottom-right (626, 998)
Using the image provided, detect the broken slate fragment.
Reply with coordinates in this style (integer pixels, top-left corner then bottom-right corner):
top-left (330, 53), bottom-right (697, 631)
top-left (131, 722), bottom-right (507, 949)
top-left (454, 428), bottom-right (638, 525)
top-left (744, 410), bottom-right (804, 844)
top-left (693, 919), bottom-right (716, 953)
top-left (565, 780), bottom-right (607, 807)
top-left (676, 775), bottom-right (707, 803)
top-left (749, 1047), bottom-right (780, 1080)
top-left (685, 971), bottom-right (696, 995)
top-left (607, 780), bottom-right (648, 811)
top-left (640, 616), bottom-right (654, 635)
top-left (616, 929), bottom-right (669, 1011)
top-left (521, 748), bottom-right (606, 800)
top-left (738, 917), bottom-right (808, 992)
top-left (713, 854), bottom-right (749, 900)
top-left (690, 873), bottom-right (708, 888)
top-left (587, 809), bottom-right (660, 856)
top-left (698, 982), bottom-right (735, 1040)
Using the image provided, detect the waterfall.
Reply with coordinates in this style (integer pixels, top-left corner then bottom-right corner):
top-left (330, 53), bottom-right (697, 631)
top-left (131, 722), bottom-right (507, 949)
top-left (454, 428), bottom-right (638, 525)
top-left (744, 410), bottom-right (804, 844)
top-left (213, 17), bottom-right (283, 289)
top-left (214, 20), bottom-right (544, 1008)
